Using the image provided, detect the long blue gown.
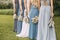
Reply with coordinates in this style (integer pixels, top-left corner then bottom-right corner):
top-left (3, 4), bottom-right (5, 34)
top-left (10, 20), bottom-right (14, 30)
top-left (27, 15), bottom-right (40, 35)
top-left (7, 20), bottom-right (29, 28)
top-left (13, 0), bottom-right (19, 32)
top-left (17, 0), bottom-right (25, 34)
top-left (37, 0), bottom-right (56, 40)
top-left (29, 5), bottom-right (39, 40)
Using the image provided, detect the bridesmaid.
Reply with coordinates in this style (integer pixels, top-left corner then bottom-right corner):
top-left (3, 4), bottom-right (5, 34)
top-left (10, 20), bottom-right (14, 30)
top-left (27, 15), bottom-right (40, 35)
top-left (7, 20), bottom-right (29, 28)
top-left (16, 0), bottom-right (30, 37)
top-left (17, 0), bottom-right (25, 34)
top-left (29, 0), bottom-right (40, 40)
top-left (37, 0), bottom-right (56, 40)
top-left (13, 0), bottom-right (19, 32)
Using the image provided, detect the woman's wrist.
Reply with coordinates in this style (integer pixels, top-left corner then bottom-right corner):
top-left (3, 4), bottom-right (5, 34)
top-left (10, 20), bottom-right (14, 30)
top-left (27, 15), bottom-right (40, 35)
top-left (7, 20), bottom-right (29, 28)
top-left (50, 12), bottom-right (54, 18)
top-left (13, 14), bottom-right (18, 19)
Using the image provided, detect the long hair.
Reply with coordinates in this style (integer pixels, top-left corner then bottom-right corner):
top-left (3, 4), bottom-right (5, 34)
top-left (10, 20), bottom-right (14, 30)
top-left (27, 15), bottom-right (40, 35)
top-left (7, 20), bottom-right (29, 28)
top-left (31, 0), bottom-right (40, 9)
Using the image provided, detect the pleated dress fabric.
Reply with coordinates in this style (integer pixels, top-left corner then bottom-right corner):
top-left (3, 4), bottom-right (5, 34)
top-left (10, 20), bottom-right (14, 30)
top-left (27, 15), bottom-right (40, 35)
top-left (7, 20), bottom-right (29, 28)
top-left (13, 0), bottom-right (19, 32)
top-left (17, 0), bottom-right (25, 34)
top-left (37, 0), bottom-right (56, 40)
top-left (29, 5), bottom-right (39, 40)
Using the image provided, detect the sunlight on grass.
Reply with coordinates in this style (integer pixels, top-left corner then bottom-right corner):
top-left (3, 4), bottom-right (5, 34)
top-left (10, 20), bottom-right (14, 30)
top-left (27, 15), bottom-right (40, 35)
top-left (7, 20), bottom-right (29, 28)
top-left (0, 15), bottom-right (30, 40)
top-left (54, 16), bottom-right (60, 40)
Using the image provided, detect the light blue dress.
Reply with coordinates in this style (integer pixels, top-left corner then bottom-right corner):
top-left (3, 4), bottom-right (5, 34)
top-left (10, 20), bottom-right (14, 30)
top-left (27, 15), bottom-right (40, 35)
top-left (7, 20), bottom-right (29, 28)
top-left (37, 0), bottom-right (56, 40)
top-left (29, 5), bottom-right (39, 40)
top-left (17, 0), bottom-right (25, 34)
top-left (13, 0), bottom-right (19, 32)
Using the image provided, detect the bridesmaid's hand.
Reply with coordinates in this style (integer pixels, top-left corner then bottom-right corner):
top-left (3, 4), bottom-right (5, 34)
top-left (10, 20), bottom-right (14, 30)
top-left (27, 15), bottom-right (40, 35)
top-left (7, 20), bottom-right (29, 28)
top-left (50, 12), bottom-right (54, 18)
top-left (32, 16), bottom-right (38, 23)
top-left (24, 16), bottom-right (29, 23)
top-left (18, 15), bottom-right (23, 21)
top-left (13, 14), bottom-right (18, 19)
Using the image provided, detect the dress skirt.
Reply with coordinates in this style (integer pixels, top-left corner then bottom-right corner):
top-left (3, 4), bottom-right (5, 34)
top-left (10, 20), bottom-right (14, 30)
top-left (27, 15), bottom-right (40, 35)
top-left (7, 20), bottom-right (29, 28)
top-left (16, 9), bottom-right (29, 37)
top-left (13, 0), bottom-right (19, 32)
top-left (14, 19), bottom-right (17, 32)
top-left (37, 6), bottom-right (56, 40)
top-left (17, 1), bottom-right (24, 34)
top-left (29, 5), bottom-right (39, 40)
top-left (17, 9), bottom-right (22, 34)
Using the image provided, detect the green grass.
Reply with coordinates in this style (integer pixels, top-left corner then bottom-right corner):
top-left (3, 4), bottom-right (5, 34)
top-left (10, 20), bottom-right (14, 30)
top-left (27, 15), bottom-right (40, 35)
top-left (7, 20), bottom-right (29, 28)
top-left (0, 15), bottom-right (60, 40)
top-left (0, 9), bottom-right (13, 15)
top-left (0, 15), bottom-right (30, 40)
top-left (54, 16), bottom-right (60, 40)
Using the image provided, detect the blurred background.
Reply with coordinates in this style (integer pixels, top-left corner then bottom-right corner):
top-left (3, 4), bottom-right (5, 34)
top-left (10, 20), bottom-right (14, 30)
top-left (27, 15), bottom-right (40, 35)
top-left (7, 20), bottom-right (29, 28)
top-left (0, 0), bottom-right (60, 40)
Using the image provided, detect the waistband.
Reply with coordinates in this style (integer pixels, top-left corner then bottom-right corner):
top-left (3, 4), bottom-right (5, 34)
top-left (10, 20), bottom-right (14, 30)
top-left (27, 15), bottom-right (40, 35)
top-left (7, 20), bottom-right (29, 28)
top-left (31, 4), bottom-right (38, 9)
top-left (41, 5), bottom-right (50, 6)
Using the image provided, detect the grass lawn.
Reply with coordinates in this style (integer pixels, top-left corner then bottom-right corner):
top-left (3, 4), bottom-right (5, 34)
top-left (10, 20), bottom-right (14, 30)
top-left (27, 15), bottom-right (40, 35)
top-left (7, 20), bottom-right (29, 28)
top-left (0, 15), bottom-right (60, 40)
top-left (0, 15), bottom-right (29, 40)
top-left (0, 9), bottom-right (13, 15)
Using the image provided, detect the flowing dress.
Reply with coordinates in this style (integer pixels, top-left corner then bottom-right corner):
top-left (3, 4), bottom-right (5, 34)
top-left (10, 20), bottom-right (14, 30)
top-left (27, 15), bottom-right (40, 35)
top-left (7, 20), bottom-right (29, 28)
top-left (16, 9), bottom-right (29, 37)
top-left (17, 0), bottom-right (24, 34)
top-left (29, 5), bottom-right (39, 40)
top-left (13, 0), bottom-right (19, 32)
top-left (37, 0), bottom-right (56, 40)
top-left (16, 0), bottom-right (30, 37)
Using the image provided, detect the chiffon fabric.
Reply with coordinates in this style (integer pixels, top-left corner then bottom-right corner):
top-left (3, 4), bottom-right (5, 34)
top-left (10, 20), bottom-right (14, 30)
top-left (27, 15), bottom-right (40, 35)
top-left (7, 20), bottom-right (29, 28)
top-left (14, 19), bottom-right (17, 32)
top-left (13, 0), bottom-right (19, 32)
top-left (16, 9), bottom-right (29, 37)
top-left (17, 0), bottom-right (24, 34)
top-left (29, 5), bottom-right (39, 40)
top-left (16, 0), bottom-right (30, 37)
top-left (37, 1), bottom-right (56, 40)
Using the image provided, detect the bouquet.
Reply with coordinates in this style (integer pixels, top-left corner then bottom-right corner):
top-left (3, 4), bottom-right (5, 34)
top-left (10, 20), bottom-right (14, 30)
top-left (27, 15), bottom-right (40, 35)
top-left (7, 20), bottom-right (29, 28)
top-left (32, 16), bottom-right (38, 23)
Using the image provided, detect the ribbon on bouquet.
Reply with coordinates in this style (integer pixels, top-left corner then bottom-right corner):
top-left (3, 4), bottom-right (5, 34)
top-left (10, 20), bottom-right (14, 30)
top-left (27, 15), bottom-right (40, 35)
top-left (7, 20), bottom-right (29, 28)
top-left (48, 17), bottom-right (54, 28)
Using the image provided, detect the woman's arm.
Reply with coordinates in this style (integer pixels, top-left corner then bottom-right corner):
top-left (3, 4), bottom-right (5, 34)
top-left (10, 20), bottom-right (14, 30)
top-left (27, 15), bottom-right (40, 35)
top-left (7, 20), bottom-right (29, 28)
top-left (13, 0), bottom-right (16, 14)
top-left (19, 0), bottom-right (22, 15)
top-left (25, 0), bottom-right (31, 16)
top-left (50, 0), bottom-right (54, 17)
top-left (38, 0), bottom-right (40, 10)
top-left (28, 0), bottom-right (31, 12)
top-left (24, 0), bottom-right (28, 16)
top-left (24, 0), bottom-right (27, 9)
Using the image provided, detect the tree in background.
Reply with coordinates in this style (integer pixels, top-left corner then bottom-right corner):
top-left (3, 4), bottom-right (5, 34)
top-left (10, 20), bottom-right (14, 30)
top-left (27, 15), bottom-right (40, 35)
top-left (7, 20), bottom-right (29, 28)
top-left (54, 0), bottom-right (60, 16)
top-left (0, 0), bottom-right (60, 16)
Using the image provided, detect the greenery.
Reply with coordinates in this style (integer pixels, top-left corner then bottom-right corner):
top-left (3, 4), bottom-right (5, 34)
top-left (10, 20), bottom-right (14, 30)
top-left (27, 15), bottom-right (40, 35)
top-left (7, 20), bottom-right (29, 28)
top-left (54, 0), bottom-right (60, 16)
top-left (54, 11), bottom-right (60, 16)
top-left (0, 9), bottom-right (60, 16)
top-left (0, 0), bottom-right (60, 40)
top-left (0, 0), bottom-right (60, 16)
top-left (0, 15), bottom-right (30, 40)
top-left (0, 15), bottom-right (60, 40)
top-left (0, 9), bottom-right (13, 15)
top-left (0, 3), bottom-right (13, 9)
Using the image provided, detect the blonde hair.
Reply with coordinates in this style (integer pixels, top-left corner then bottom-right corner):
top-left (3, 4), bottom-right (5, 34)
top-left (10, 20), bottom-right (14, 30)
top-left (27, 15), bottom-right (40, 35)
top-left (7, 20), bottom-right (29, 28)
top-left (31, 0), bottom-right (40, 9)
top-left (31, 0), bottom-right (39, 6)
